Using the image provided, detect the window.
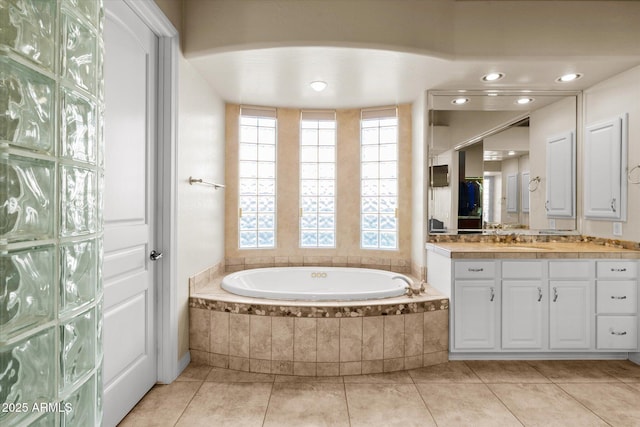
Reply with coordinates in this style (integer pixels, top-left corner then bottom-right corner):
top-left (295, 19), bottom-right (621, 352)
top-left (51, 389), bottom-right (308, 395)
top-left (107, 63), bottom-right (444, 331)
top-left (238, 107), bottom-right (277, 248)
top-left (360, 108), bottom-right (398, 249)
top-left (300, 111), bottom-right (336, 247)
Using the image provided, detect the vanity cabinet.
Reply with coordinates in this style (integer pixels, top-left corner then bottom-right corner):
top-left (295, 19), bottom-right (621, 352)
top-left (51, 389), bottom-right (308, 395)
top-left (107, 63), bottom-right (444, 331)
top-left (426, 246), bottom-right (640, 357)
top-left (453, 261), bottom-right (499, 350)
top-left (546, 131), bottom-right (575, 218)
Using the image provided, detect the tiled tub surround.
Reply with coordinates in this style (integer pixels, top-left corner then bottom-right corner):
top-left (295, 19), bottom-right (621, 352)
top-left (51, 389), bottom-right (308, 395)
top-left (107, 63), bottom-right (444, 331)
top-left (189, 277), bottom-right (449, 376)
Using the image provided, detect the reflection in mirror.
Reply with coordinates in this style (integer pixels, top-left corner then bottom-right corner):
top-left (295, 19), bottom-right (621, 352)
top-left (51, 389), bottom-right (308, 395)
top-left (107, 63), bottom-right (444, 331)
top-left (427, 91), bottom-right (579, 235)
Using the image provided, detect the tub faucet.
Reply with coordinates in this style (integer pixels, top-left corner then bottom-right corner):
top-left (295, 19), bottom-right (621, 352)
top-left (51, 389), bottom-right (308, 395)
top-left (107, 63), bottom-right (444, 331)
top-left (392, 275), bottom-right (419, 296)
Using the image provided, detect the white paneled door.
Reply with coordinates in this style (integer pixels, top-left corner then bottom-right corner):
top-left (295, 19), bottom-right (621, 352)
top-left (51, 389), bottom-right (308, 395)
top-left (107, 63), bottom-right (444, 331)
top-left (103, 1), bottom-right (159, 426)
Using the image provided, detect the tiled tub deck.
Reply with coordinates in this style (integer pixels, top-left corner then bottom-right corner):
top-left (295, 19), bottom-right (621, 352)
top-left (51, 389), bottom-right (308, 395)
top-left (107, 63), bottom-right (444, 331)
top-left (189, 279), bottom-right (449, 376)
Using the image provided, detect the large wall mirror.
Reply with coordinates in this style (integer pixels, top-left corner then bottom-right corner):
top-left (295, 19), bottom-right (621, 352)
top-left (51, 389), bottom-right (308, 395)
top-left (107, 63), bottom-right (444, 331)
top-left (427, 90), bottom-right (581, 235)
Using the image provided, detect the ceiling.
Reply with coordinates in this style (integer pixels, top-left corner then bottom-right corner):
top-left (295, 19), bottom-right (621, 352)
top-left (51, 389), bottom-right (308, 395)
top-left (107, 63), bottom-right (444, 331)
top-left (188, 46), bottom-right (640, 109)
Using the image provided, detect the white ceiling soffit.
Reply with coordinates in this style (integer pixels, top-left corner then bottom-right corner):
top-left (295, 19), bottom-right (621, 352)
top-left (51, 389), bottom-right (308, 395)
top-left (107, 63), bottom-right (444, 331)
top-left (189, 47), bottom-right (640, 109)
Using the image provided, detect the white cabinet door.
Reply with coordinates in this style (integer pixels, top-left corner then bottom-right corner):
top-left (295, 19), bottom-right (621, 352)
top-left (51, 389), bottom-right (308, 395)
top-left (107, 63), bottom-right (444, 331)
top-left (546, 131), bottom-right (575, 218)
top-left (549, 281), bottom-right (591, 349)
top-left (584, 115), bottom-right (627, 220)
top-left (454, 280), bottom-right (499, 350)
top-left (506, 173), bottom-right (518, 213)
top-left (502, 281), bottom-right (545, 349)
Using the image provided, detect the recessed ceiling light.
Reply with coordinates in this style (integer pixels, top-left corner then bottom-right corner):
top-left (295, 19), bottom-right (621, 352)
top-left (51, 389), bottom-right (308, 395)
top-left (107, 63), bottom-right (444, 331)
top-left (508, 150), bottom-right (516, 156)
top-left (452, 97), bottom-right (469, 105)
top-left (310, 81), bottom-right (328, 92)
top-left (556, 73), bottom-right (582, 83)
top-left (482, 72), bottom-right (505, 82)
top-left (516, 97), bottom-right (534, 105)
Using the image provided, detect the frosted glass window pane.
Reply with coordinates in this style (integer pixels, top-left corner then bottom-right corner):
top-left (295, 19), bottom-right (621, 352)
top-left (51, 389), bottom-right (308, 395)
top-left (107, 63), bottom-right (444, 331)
top-left (258, 144), bottom-right (276, 161)
top-left (239, 179), bottom-right (257, 195)
top-left (239, 143), bottom-right (257, 160)
top-left (361, 180), bottom-right (379, 197)
top-left (301, 214), bottom-right (317, 229)
top-left (361, 120), bottom-right (378, 128)
top-left (239, 196), bottom-right (257, 212)
top-left (362, 127), bottom-right (379, 145)
top-left (379, 197), bottom-right (397, 213)
top-left (380, 232), bottom-right (397, 249)
top-left (362, 163), bottom-right (378, 179)
top-left (380, 118), bottom-right (397, 127)
top-left (362, 145), bottom-right (378, 162)
top-left (362, 214), bottom-right (378, 230)
top-left (379, 144), bottom-right (397, 161)
top-left (380, 126), bottom-right (397, 144)
top-left (240, 125), bottom-right (257, 142)
top-left (239, 161), bottom-right (258, 178)
top-left (317, 214), bottom-right (334, 229)
top-left (301, 146), bottom-right (318, 162)
top-left (62, 88), bottom-right (97, 164)
top-left (301, 128), bottom-right (318, 144)
top-left (258, 214), bottom-right (274, 229)
top-left (380, 214), bottom-right (396, 230)
top-left (318, 164), bottom-right (334, 179)
top-left (318, 197), bottom-right (334, 212)
top-left (318, 146), bottom-right (335, 162)
top-left (60, 239), bottom-right (97, 314)
top-left (318, 180), bottom-right (335, 196)
top-left (240, 231), bottom-right (257, 248)
top-left (301, 120), bottom-right (317, 129)
top-left (61, 14), bottom-right (96, 93)
top-left (361, 197), bottom-right (378, 213)
top-left (259, 127), bottom-right (275, 144)
top-left (60, 308), bottom-right (96, 391)
top-left (301, 180), bottom-right (318, 196)
top-left (60, 165), bottom-right (97, 237)
top-left (257, 180), bottom-right (275, 195)
top-left (258, 162), bottom-right (275, 178)
top-left (301, 164), bottom-right (318, 179)
top-left (258, 196), bottom-right (275, 212)
top-left (318, 232), bottom-right (334, 247)
top-left (240, 214), bottom-right (257, 230)
top-left (301, 197), bottom-right (317, 213)
top-left (380, 179), bottom-right (397, 196)
top-left (258, 118), bottom-right (276, 128)
top-left (362, 232), bottom-right (378, 248)
top-left (240, 117), bottom-right (257, 126)
top-left (318, 129), bottom-right (335, 145)
top-left (258, 231), bottom-right (275, 247)
top-left (301, 231), bottom-right (317, 247)
top-left (379, 162), bottom-right (397, 179)
top-left (318, 121), bottom-right (336, 129)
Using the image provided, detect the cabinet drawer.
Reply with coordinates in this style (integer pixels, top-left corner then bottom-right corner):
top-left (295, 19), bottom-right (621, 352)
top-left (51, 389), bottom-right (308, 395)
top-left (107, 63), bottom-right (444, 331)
top-left (454, 261), bottom-right (495, 279)
top-left (549, 261), bottom-right (590, 279)
top-left (502, 261), bottom-right (542, 279)
top-left (597, 281), bottom-right (638, 314)
top-left (597, 261), bottom-right (637, 279)
top-left (597, 316), bottom-right (638, 350)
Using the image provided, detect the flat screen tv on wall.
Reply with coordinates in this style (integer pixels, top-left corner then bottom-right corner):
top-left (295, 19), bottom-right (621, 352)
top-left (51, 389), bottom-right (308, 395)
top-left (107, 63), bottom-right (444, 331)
top-left (429, 165), bottom-right (449, 187)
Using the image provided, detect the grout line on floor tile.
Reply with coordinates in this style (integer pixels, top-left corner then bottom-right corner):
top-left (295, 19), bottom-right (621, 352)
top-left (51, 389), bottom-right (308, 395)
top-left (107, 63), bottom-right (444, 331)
top-left (411, 380), bottom-right (442, 427)
top-left (484, 382), bottom-right (527, 427)
top-left (461, 360), bottom-right (484, 383)
top-left (172, 380), bottom-right (206, 427)
top-left (260, 382), bottom-right (275, 427)
top-left (555, 382), bottom-right (616, 427)
top-left (342, 382), bottom-right (353, 427)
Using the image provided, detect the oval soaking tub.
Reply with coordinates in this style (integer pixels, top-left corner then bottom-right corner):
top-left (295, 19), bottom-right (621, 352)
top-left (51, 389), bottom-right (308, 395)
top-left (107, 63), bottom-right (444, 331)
top-left (221, 267), bottom-right (411, 301)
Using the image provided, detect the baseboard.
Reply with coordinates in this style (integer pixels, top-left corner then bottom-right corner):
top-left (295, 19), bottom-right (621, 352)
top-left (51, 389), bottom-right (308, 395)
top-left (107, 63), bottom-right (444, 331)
top-left (178, 351), bottom-right (191, 374)
top-left (629, 353), bottom-right (640, 365)
top-left (448, 352), bottom-right (629, 361)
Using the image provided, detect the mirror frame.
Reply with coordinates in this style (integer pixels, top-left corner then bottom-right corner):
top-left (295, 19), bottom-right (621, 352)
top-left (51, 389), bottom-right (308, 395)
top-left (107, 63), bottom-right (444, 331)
top-left (426, 89), bottom-right (583, 237)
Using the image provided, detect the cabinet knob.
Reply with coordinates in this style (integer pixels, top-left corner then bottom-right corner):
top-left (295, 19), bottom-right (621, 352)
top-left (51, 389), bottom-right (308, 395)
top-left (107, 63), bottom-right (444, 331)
top-left (610, 295), bottom-right (627, 300)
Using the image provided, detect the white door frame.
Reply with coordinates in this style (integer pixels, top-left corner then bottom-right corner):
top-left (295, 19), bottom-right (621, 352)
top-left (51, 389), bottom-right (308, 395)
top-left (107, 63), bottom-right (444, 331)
top-left (121, 0), bottom-right (179, 383)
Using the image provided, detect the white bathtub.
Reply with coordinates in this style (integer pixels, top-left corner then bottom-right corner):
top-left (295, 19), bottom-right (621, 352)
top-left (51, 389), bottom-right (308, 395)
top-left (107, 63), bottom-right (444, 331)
top-left (221, 267), bottom-right (412, 301)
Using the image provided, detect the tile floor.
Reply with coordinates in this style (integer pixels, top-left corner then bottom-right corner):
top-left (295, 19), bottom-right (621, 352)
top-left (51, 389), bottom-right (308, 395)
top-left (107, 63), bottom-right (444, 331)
top-left (119, 359), bottom-right (640, 427)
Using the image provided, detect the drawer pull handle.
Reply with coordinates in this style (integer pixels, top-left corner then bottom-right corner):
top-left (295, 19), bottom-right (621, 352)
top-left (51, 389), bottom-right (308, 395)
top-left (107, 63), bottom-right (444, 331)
top-left (468, 268), bottom-right (484, 272)
top-left (490, 287), bottom-right (495, 302)
top-left (537, 287), bottom-right (543, 302)
top-left (611, 198), bottom-right (616, 213)
top-left (553, 287), bottom-right (558, 302)
top-left (610, 268), bottom-right (627, 272)
top-left (610, 296), bottom-right (627, 300)
top-left (610, 330), bottom-right (627, 336)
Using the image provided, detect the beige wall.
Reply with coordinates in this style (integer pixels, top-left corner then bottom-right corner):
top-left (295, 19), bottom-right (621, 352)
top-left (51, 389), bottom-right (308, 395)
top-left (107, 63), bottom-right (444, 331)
top-left (225, 104), bottom-right (412, 266)
top-left (582, 64), bottom-right (640, 242)
top-left (411, 96), bottom-right (427, 277)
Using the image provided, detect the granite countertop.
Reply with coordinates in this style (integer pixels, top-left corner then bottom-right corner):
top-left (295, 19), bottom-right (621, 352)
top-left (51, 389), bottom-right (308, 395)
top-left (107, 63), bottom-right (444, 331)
top-left (426, 242), bottom-right (640, 259)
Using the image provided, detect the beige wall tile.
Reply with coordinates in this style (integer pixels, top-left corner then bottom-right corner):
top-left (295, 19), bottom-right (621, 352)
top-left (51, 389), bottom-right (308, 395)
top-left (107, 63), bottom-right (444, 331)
top-left (211, 353), bottom-right (229, 369)
top-left (384, 358), bottom-right (405, 372)
top-left (317, 362), bottom-right (340, 377)
top-left (272, 317), bottom-right (294, 361)
top-left (340, 317), bottom-right (363, 362)
top-left (245, 256), bottom-right (275, 266)
top-left (229, 356), bottom-right (250, 372)
top-left (362, 360), bottom-right (384, 375)
top-left (189, 308), bottom-right (210, 352)
top-left (340, 361), bottom-right (362, 376)
top-left (225, 265), bottom-right (244, 273)
top-left (288, 256), bottom-right (304, 266)
top-left (304, 256), bottom-right (332, 266)
top-left (332, 256), bottom-right (348, 267)
top-left (404, 313), bottom-right (424, 357)
top-left (424, 310), bottom-right (449, 353)
top-left (191, 350), bottom-right (209, 365)
top-left (229, 314), bottom-right (250, 357)
top-left (294, 318), bottom-right (317, 362)
top-left (250, 316), bottom-right (272, 360)
top-left (225, 257), bottom-right (244, 266)
top-left (294, 361), bottom-right (317, 376)
top-left (347, 256), bottom-right (362, 267)
top-left (210, 311), bottom-right (229, 355)
top-left (271, 360), bottom-right (294, 375)
top-left (250, 358), bottom-right (272, 374)
top-left (362, 317), bottom-right (384, 360)
top-left (274, 256), bottom-right (289, 266)
top-left (384, 316), bottom-right (404, 359)
top-left (317, 318), bottom-right (340, 362)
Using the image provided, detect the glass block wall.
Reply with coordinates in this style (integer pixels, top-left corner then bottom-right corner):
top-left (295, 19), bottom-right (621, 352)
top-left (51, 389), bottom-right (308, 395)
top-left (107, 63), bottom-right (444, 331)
top-left (1, 0), bottom-right (104, 425)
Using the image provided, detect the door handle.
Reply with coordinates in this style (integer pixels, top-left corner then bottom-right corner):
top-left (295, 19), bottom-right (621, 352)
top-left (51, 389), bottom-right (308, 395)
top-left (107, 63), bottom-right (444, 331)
top-left (150, 250), bottom-right (163, 261)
